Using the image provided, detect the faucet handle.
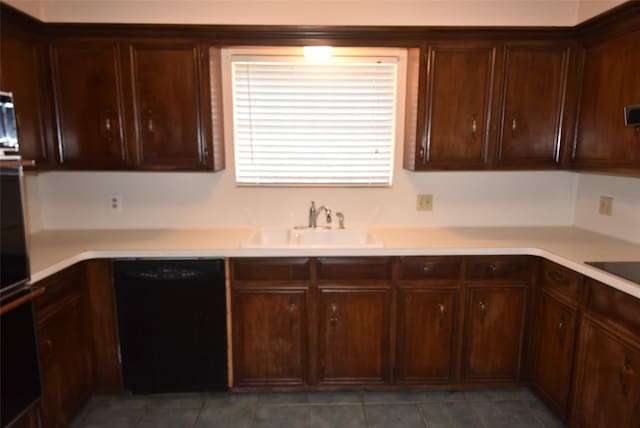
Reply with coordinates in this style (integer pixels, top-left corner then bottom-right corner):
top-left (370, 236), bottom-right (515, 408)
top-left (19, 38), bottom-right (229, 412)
top-left (336, 212), bottom-right (344, 229)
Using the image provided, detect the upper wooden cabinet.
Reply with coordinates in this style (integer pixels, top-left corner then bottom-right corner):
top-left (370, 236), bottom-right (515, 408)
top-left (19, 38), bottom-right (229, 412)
top-left (405, 41), bottom-right (573, 171)
top-left (124, 42), bottom-right (212, 170)
top-left (412, 43), bottom-right (496, 169)
top-left (570, 30), bottom-right (640, 172)
top-left (0, 10), bottom-right (52, 167)
top-left (50, 40), bottom-right (128, 169)
top-left (494, 44), bottom-right (571, 168)
top-left (47, 36), bottom-right (222, 171)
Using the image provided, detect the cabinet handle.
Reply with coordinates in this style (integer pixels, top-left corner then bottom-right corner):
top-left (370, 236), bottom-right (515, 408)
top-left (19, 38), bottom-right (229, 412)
top-left (488, 264), bottom-right (497, 273)
top-left (147, 109), bottom-right (154, 133)
top-left (511, 114), bottom-right (518, 136)
top-left (104, 110), bottom-right (113, 142)
top-left (419, 146), bottom-right (426, 163)
top-left (471, 115), bottom-right (478, 139)
top-left (620, 355), bottom-right (632, 396)
top-left (44, 339), bottom-right (53, 363)
top-left (479, 300), bottom-right (487, 324)
top-left (423, 265), bottom-right (431, 273)
top-left (330, 302), bottom-right (338, 324)
top-left (438, 303), bottom-right (445, 327)
top-left (289, 302), bottom-right (297, 327)
top-left (557, 317), bottom-right (566, 346)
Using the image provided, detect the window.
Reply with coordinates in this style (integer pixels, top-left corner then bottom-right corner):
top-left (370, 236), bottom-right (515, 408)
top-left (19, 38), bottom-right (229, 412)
top-left (221, 47), bottom-right (407, 186)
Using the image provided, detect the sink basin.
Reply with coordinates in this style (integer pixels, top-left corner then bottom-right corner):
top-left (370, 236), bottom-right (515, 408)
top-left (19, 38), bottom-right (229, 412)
top-left (242, 228), bottom-right (383, 248)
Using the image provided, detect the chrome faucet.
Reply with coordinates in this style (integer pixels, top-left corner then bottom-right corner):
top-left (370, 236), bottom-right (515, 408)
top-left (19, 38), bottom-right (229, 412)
top-left (309, 200), bottom-right (332, 228)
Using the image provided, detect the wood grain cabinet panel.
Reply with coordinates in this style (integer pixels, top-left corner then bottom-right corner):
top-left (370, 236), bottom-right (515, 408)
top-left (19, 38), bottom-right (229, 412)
top-left (318, 288), bottom-right (390, 384)
top-left (495, 44), bottom-right (569, 168)
top-left (50, 40), bottom-right (127, 169)
top-left (232, 288), bottom-right (308, 386)
top-left (126, 42), bottom-right (209, 169)
top-left (463, 286), bottom-right (527, 381)
top-left (531, 290), bottom-right (577, 420)
top-left (37, 292), bottom-right (93, 428)
top-left (0, 21), bottom-right (50, 167)
top-left (571, 31), bottom-right (640, 171)
top-left (415, 44), bottom-right (496, 169)
top-left (571, 318), bottom-right (640, 428)
top-left (396, 288), bottom-right (458, 383)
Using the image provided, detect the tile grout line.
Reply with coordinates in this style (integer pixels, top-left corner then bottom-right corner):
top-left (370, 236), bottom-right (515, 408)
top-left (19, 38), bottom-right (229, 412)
top-left (465, 395), bottom-right (490, 428)
top-left (521, 398), bottom-right (548, 428)
top-left (414, 402), bottom-right (430, 428)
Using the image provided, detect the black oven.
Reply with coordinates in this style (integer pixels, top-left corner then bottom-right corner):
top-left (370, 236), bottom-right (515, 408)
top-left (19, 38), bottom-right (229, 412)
top-left (1, 166), bottom-right (30, 294)
top-left (1, 90), bottom-right (41, 427)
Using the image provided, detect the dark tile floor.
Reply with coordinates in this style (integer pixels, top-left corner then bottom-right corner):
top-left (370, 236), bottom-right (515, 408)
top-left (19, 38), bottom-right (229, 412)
top-left (70, 388), bottom-right (565, 428)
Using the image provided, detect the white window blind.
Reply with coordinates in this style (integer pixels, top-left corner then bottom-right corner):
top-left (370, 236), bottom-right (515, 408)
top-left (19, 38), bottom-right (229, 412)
top-left (229, 52), bottom-right (399, 185)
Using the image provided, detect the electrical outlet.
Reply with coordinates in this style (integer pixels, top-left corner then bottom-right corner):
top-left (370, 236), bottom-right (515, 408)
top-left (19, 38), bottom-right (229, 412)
top-left (599, 196), bottom-right (613, 216)
top-left (109, 195), bottom-right (122, 212)
top-left (416, 194), bottom-right (433, 211)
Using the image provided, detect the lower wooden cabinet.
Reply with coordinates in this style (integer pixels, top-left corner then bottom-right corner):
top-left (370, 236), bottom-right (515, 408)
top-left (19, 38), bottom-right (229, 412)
top-left (531, 290), bottom-right (578, 419)
top-left (232, 287), bottom-right (308, 386)
top-left (36, 274), bottom-right (93, 428)
top-left (317, 288), bottom-right (390, 384)
top-left (396, 288), bottom-right (458, 383)
top-left (571, 317), bottom-right (640, 428)
top-left (463, 286), bottom-right (527, 381)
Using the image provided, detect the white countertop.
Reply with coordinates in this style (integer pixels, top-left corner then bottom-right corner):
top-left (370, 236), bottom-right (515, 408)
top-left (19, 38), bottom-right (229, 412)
top-left (27, 226), bottom-right (640, 298)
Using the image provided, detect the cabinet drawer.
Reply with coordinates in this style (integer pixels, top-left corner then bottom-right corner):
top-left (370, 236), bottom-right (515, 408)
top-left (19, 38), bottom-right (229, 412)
top-left (465, 257), bottom-right (531, 281)
top-left (398, 257), bottom-right (461, 281)
top-left (231, 258), bottom-right (310, 282)
top-left (34, 264), bottom-right (85, 313)
top-left (317, 257), bottom-right (392, 281)
top-left (540, 260), bottom-right (581, 302)
top-left (586, 279), bottom-right (640, 338)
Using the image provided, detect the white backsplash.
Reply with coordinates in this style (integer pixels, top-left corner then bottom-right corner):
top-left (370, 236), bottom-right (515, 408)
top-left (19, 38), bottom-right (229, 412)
top-left (24, 170), bottom-right (579, 231)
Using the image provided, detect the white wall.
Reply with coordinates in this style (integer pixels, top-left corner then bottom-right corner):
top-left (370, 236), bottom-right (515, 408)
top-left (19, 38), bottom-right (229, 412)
top-left (26, 170), bottom-right (578, 230)
top-left (577, 0), bottom-right (626, 22)
top-left (574, 174), bottom-right (640, 244)
top-left (6, 0), bottom-right (582, 26)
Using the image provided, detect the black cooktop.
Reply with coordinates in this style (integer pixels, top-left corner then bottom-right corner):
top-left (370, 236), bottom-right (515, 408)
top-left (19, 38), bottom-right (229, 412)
top-left (585, 261), bottom-right (640, 285)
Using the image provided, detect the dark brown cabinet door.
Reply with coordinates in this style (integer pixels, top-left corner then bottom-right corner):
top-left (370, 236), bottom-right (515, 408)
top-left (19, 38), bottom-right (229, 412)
top-left (417, 44), bottom-right (496, 169)
top-left (495, 45), bottom-right (569, 168)
top-left (396, 288), bottom-right (458, 383)
top-left (127, 42), bottom-right (208, 169)
top-left (571, 31), bottom-right (640, 170)
top-left (571, 318), bottom-right (640, 428)
top-left (37, 293), bottom-right (93, 428)
top-left (232, 288), bottom-right (308, 386)
top-left (50, 40), bottom-right (127, 169)
top-left (532, 290), bottom-right (577, 419)
top-left (0, 22), bottom-right (50, 166)
top-left (318, 288), bottom-right (390, 384)
top-left (463, 286), bottom-right (526, 381)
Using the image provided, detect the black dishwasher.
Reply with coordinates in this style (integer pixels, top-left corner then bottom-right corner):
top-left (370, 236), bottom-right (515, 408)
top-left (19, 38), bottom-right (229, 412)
top-left (113, 259), bottom-right (228, 394)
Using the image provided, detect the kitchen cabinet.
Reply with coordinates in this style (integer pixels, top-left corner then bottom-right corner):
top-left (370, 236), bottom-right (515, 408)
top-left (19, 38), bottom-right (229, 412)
top-left (395, 257), bottom-right (461, 384)
top-left (571, 317), bottom-right (640, 427)
top-left (494, 43), bottom-right (571, 168)
top-left (124, 42), bottom-right (212, 170)
top-left (317, 287), bottom-right (390, 384)
top-left (316, 257), bottom-right (392, 385)
top-left (531, 260), bottom-right (581, 420)
top-left (462, 257), bottom-right (530, 382)
top-left (0, 8), bottom-right (51, 167)
top-left (230, 258), bottom-right (311, 387)
top-left (463, 286), bottom-right (527, 381)
top-left (50, 40), bottom-right (128, 169)
top-left (35, 264), bottom-right (93, 428)
top-left (531, 290), bottom-right (578, 419)
top-left (407, 43), bottom-right (496, 170)
top-left (232, 287), bottom-right (309, 386)
top-left (570, 30), bottom-right (640, 172)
